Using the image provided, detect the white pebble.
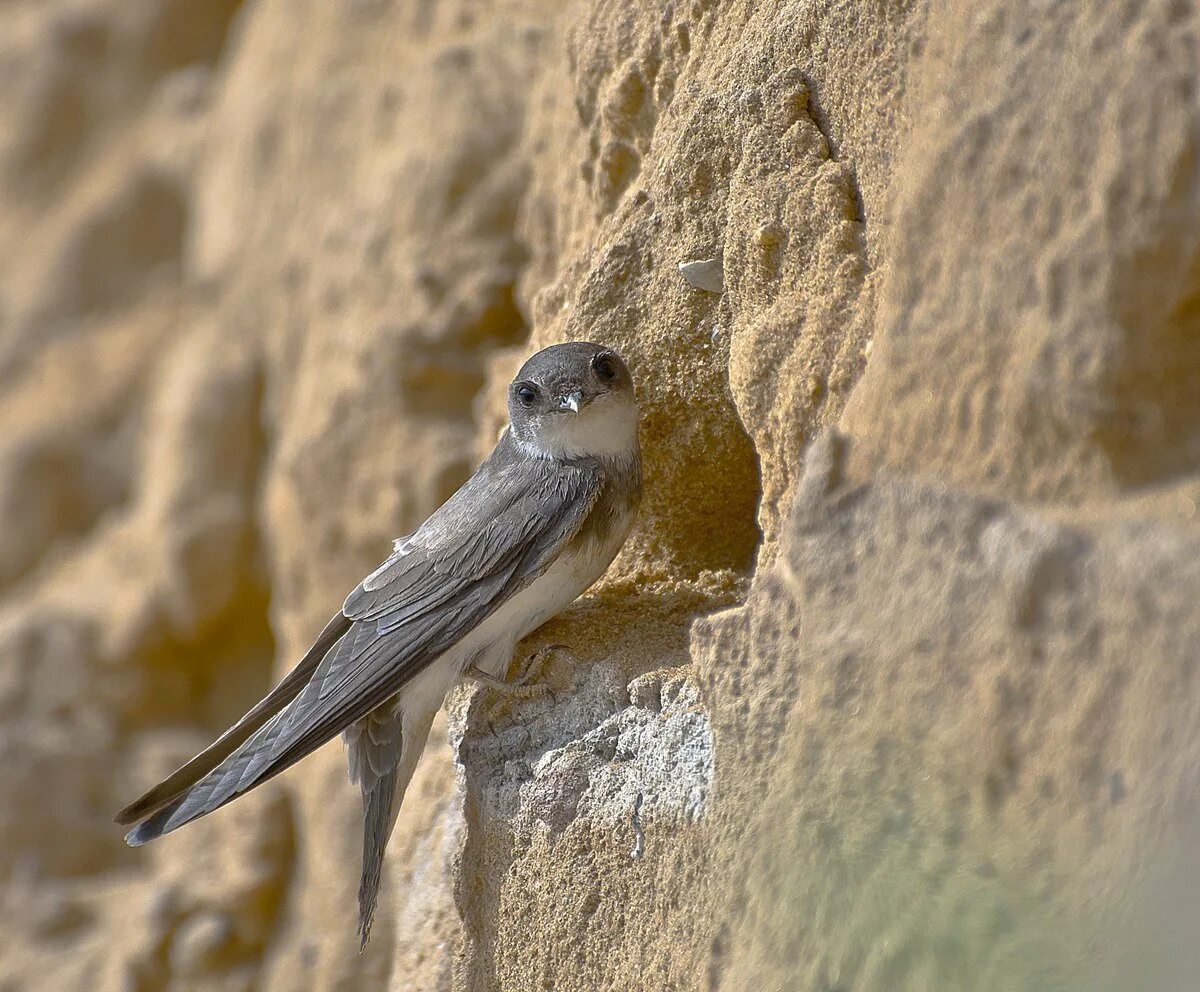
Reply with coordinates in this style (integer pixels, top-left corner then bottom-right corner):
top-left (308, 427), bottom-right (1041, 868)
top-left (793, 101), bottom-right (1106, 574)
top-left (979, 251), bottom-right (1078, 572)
top-left (678, 256), bottom-right (724, 293)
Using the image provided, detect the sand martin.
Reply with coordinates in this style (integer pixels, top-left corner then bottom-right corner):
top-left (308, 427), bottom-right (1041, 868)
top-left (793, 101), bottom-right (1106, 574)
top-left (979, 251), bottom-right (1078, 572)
top-left (117, 342), bottom-right (642, 946)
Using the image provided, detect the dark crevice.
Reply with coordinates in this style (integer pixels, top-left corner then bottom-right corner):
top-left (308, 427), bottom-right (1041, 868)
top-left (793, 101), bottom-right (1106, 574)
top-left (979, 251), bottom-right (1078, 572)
top-left (8, 1), bottom-right (246, 201)
top-left (42, 171), bottom-right (188, 328)
top-left (1097, 281), bottom-right (1200, 488)
top-left (398, 274), bottom-right (530, 426)
top-left (0, 423), bottom-right (132, 594)
top-left (800, 72), bottom-right (867, 229)
top-left (125, 358), bottom-right (277, 737)
top-left (134, 0), bottom-right (247, 80)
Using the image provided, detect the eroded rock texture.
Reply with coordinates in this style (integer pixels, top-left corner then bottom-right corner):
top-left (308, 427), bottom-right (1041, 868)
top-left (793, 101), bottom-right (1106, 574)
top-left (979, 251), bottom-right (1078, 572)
top-left (1, 0), bottom-right (1198, 990)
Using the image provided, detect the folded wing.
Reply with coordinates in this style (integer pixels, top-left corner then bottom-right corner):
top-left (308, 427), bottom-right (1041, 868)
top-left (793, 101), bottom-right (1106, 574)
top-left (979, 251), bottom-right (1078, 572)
top-left (114, 610), bottom-right (352, 826)
top-left (121, 441), bottom-right (600, 844)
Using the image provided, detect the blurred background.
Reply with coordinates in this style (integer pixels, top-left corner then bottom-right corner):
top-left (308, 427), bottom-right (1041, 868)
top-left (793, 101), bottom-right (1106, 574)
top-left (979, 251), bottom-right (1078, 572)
top-left (1, 1), bottom-right (1199, 990)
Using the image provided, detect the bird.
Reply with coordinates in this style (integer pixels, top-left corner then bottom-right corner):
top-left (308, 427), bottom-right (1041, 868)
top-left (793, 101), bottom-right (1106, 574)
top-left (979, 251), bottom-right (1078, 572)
top-left (115, 341), bottom-right (642, 947)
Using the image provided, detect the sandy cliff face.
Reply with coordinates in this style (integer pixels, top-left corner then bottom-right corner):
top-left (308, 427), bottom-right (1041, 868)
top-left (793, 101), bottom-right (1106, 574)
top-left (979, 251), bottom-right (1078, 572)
top-left (1, 1), bottom-right (1198, 990)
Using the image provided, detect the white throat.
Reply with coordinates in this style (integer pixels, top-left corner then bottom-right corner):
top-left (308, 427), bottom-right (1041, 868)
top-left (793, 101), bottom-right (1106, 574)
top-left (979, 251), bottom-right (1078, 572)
top-left (518, 394), bottom-right (639, 462)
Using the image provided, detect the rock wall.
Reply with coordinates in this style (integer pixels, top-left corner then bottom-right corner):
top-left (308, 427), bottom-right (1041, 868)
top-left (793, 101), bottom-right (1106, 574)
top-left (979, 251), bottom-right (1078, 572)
top-left (1, 1), bottom-right (1199, 990)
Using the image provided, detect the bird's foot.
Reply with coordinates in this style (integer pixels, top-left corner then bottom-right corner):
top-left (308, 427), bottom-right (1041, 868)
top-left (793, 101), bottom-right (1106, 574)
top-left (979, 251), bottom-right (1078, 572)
top-left (515, 642), bottom-right (575, 688)
top-left (464, 643), bottom-right (574, 700)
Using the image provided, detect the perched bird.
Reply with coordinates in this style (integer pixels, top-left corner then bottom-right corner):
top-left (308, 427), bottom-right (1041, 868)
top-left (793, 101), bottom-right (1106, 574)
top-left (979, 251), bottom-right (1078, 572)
top-left (116, 342), bottom-right (642, 947)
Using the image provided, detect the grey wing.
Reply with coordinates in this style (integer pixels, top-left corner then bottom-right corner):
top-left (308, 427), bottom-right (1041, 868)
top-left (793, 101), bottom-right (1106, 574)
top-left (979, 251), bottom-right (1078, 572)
top-left (124, 452), bottom-right (601, 844)
top-left (257, 457), bottom-right (603, 771)
top-left (115, 610), bottom-right (352, 826)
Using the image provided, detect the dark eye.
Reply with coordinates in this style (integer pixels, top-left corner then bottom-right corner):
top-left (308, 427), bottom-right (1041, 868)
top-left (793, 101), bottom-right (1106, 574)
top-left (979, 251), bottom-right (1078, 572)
top-left (514, 383), bottom-right (538, 407)
top-left (593, 353), bottom-right (618, 382)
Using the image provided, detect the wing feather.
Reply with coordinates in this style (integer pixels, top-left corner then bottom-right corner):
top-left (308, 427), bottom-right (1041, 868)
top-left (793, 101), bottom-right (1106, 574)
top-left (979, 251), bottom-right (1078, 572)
top-left (124, 438), bottom-right (602, 844)
top-left (114, 610), bottom-right (352, 826)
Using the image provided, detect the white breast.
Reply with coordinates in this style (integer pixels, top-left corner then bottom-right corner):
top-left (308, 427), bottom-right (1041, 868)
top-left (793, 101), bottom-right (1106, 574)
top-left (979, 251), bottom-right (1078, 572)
top-left (445, 502), bottom-right (634, 681)
top-left (391, 533), bottom-right (618, 736)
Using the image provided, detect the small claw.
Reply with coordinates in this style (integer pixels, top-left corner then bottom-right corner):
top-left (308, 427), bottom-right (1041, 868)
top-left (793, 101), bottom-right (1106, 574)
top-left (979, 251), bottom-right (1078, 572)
top-left (464, 643), bottom-right (576, 697)
top-left (463, 663), bottom-right (550, 701)
top-left (520, 643), bottom-right (576, 683)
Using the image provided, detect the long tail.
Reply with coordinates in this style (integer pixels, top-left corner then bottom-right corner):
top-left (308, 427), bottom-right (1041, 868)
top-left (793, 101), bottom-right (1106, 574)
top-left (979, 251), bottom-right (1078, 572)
top-left (358, 767), bottom-right (400, 949)
top-left (345, 699), bottom-right (439, 949)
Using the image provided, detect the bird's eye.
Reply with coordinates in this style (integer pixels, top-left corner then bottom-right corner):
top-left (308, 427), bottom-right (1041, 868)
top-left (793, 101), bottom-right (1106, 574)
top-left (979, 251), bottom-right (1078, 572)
top-left (593, 354), bottom-right (618, 382)
top-left (515, 383), bottom-right (538, 407)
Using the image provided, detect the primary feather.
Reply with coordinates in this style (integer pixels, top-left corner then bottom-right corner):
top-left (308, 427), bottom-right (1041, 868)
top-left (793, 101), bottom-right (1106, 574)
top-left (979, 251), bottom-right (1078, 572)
top-left (121, 435), bottom-right (603, 846)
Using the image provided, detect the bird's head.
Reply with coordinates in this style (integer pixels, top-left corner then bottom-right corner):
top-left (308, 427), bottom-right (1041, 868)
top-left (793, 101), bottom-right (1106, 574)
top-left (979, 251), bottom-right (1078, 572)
top-left (507, 342), bottom-right (639, 461)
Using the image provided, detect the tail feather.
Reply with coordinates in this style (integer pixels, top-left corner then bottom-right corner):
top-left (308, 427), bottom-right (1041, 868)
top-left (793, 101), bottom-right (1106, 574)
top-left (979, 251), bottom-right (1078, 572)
top-left (358, 768), bottom-right (400, 950)
top-left (348, 697), bottom-right (440, 949)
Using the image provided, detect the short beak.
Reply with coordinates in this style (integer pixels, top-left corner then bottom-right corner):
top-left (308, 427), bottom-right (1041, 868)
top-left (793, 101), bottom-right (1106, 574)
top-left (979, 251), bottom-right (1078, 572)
top-left (557, 390), bottom-right (584, 413)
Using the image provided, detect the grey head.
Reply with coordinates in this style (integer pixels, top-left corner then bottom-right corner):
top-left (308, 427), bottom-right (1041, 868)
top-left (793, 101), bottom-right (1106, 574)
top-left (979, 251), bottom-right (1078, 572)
top-left (507, 342), bottom-right (638, 462)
